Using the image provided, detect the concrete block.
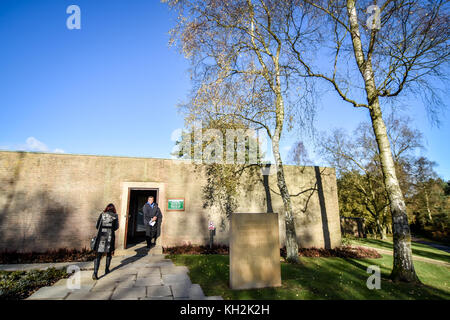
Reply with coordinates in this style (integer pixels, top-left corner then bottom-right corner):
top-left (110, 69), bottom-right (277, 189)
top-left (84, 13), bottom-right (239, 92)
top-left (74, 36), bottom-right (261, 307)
top-left (229, 213), bottom-right (281, 290)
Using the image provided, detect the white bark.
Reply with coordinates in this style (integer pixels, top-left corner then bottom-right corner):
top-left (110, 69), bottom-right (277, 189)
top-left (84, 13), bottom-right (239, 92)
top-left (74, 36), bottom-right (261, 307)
top-left (346, 0), bottom-right (418, 282)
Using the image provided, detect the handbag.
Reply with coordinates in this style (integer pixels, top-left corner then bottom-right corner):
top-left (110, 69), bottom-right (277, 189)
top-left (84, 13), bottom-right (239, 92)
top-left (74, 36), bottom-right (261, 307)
top-left (90, 212), bottom-right (103, 250)
top-left (90, 236), bottom-right (97, 251)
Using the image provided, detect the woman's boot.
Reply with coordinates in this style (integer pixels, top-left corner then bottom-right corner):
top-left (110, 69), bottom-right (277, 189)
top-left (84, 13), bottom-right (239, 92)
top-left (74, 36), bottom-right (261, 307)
top-left (92, 254), bottom-right (100, 280)
top-left (105, 255), bottom-right (112, 275)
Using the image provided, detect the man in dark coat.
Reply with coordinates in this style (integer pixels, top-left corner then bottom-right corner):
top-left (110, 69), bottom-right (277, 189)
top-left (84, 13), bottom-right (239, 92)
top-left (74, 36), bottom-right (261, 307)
top-left (143, 195), bottom-right (162, 248)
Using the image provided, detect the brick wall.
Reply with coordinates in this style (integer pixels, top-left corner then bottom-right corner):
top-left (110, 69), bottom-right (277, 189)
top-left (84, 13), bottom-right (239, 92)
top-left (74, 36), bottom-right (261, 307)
top-left (0, 151), bottom-right (341, 252)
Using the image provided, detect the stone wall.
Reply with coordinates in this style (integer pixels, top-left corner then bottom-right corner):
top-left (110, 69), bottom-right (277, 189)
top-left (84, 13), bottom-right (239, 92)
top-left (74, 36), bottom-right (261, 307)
top-left (0, 151), bottom-right (341, 252)
top-left (340, 217), bottom-right (366, 238)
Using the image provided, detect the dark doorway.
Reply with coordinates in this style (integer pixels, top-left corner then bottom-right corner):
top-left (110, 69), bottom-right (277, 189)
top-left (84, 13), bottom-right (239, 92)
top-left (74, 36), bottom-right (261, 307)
top-left (126, 189), bottom-right (158, 245)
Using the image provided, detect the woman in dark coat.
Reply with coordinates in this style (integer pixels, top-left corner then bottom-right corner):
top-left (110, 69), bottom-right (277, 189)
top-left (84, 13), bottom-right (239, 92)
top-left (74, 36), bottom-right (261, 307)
top-left (92, 203), bottom-right (119, 280)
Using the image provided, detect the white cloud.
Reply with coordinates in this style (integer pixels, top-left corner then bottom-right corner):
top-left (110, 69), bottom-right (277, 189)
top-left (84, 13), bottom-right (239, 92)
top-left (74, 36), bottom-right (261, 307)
top-left (25, 137), bottom-right (49, 152)
top-left (13, 137), bottom-right (65, 154)
top-left (170, 128), bottom-right (183, 141)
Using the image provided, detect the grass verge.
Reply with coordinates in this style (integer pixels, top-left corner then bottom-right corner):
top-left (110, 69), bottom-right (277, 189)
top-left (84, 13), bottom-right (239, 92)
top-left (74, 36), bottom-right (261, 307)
top-left (349, 237), bottom-right (450, 264)
top-left (167, 254), bottom-right (450, 300)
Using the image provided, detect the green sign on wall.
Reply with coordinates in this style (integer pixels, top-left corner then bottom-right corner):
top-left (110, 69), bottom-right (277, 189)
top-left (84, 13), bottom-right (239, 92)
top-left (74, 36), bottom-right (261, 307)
top-left (168, 198), bottom-right (185, 211)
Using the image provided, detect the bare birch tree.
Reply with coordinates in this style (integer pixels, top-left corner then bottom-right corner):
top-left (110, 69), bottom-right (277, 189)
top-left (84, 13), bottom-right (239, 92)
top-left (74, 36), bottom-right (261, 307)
top-left (286, 0), bottom-right (449, 282)
top-left (165, 0), bottom-right (317, 262)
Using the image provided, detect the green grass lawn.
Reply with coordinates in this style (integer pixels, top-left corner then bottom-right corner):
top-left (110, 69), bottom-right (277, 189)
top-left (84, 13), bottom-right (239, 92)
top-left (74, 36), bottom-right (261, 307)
top-left (349, 237), bottom-right (450, 264)
top-left (167, 254), bottom-right (450, 300)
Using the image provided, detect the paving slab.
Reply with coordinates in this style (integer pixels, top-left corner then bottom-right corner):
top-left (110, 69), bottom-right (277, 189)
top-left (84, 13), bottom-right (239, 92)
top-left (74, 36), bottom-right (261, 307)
top-left (26, 285), bottom-right (71, 300)
top-left (102, 273), bottom-right (136, 282)
top-left (14, 249), bottom-right (222, 300)
top-left (111, 267), bottom-right (141, 274)
top-left (146, 285), bottom-right (172, 298)
top-left (65, 289), bottom-right (113, 300)
top-left (140, 296), bottom-right (173, 300)
top-left (51, 278), bottom-right (95, 291)
top-left (111, 287), bottom-right (146, 300)
top-left (96, 260), bottom-right (122, 270)
top-left (134, 276), bottom-right (162, 287)
top-left (122, 262), bottom-right (149, 268)
top-left (69, 270), bottom-right (97, 279)
top-left (115, 279), bottom-right (136, 289)
top-left (162, 273), bottom-right (192, 286)
top-left (137, 268), bottom-right (161, 278)
top-left (52, 278), bottom-right (69, 287)
top-left (170, 282), bottom-right (191, 299)
top-left (171, 283), bottom-right (205, 299)
top-left (145, 261), bottom-right (174, 268)
top-left (160, 265), bottom-right (189, 275)
top-left (204, 296), bottom-right (224, 300)
top-left (91, 279), bottom-right (117, 292)
top-left (146, 254), bottom-right (166, 261)
top-left (188, 284), bottom-right (206, 299)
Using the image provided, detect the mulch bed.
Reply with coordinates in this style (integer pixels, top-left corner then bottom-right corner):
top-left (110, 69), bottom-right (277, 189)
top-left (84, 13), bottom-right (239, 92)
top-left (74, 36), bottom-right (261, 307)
top-left (163, 244), bottom-right (229, 255)
top-left (163, 244), bottom-right (381, 259)
top-left (288, 246), bottom-right (382, 259)
top-left (0, 248), bottom-right (97, 264)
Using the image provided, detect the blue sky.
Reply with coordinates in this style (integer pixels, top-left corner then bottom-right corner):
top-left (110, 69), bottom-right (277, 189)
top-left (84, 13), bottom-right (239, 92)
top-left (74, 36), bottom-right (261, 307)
top-left (0, 0), bottom-right (449, 180)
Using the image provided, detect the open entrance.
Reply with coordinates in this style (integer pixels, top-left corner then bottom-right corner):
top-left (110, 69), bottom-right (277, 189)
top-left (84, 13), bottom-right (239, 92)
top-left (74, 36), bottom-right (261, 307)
top-left (126, 188), bottom-right (158, 246)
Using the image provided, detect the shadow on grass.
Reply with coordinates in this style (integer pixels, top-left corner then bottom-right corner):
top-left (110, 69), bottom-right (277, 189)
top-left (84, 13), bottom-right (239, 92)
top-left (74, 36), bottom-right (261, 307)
top-left (168, 254), bottom-right (450, 300)
top-left (353, 238), bottom-right (450, 264)
top-left (411, 245), bottom-right (450, 264)
top-left (343, 257), bottom-right (450, 300)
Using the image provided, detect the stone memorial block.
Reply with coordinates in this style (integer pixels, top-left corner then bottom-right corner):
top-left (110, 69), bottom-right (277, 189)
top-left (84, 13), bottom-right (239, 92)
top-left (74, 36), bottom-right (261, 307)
top-left (229, 212), bottom-right (281, 290)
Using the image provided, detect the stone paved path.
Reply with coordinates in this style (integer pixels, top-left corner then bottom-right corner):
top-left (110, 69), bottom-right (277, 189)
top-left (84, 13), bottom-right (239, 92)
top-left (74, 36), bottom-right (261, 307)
top-left (22, 245), bottom-right (222, 300)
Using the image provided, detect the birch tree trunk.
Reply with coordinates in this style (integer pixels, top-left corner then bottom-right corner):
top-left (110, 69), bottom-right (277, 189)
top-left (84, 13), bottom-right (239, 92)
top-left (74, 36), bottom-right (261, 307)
top-left (370, 100), bottom-right (418, 282)
top-left (272, 84), bottom-right (299, 263)
top-left (347, 0), bottom-right (419, 282)
top-left (424, 191), bottom-right (433, 222)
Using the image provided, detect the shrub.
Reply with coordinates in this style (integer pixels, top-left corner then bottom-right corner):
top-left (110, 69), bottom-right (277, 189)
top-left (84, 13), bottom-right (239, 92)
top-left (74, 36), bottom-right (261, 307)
top-left (163, 244), bottom-right (381, 259)
top-left (0, 268), bottom-right (69, 300)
